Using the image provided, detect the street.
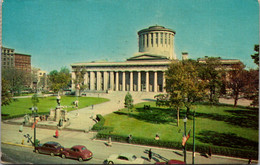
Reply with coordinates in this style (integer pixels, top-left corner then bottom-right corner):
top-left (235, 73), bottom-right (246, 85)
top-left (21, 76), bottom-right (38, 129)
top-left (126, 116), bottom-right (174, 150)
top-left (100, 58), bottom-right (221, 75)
top-left (1, 123), bottom-right (255, 164)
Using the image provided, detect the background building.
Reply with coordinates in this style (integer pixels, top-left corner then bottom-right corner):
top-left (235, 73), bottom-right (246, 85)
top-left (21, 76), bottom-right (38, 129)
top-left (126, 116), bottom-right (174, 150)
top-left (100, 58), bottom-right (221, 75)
top-left (1, 47), bottom-right (15, 68)
top-left (14, 53), bottom-right (31, 73)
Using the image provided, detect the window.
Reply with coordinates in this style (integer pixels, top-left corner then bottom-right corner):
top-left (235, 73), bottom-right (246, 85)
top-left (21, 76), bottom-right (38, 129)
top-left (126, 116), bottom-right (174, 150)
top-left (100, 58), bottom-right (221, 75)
top-left (142, 34), bottom-right (145, 47)
top-left (151, 33), bottom-right (153, 46)
top-left (165, 33), bottom-right (167, 45)
top-left (156, 33), bottom-right (158, 45)
top-left (146, 34), bottom-right (149, 47)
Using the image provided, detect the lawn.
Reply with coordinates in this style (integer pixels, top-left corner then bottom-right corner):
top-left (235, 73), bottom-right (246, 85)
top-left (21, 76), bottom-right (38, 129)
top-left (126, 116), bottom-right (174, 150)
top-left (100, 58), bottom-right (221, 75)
top-left (1, 96), bottom-right (109, 119)
top-left (103, 101), bottom-right (258, 152)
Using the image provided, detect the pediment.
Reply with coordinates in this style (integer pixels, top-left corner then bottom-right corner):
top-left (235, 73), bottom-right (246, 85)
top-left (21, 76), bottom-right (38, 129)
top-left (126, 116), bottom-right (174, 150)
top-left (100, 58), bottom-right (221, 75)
top-left (127, 53), bottom-right (168, 61)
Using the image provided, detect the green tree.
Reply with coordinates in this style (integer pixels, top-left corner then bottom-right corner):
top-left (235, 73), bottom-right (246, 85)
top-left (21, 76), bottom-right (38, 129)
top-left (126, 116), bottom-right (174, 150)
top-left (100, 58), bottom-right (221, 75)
top-left (124, 92), bottom-right (133, 114)
top-left (73, 67), bottom-right (87, 96)
top-left (1, 78), bottom-right (12, 106)
top-left (31, 94), bottom-right (39, 107)
top-left (2, 67), bottom-right (29, 96)
top-left (165, 60), bottom-right (206, 126)
top-left (48, 67), bottom-right (71, 94)
top-left (251, 44), bottom-right (259, 66)
top-left (198, 57), bottom-right (224, 103)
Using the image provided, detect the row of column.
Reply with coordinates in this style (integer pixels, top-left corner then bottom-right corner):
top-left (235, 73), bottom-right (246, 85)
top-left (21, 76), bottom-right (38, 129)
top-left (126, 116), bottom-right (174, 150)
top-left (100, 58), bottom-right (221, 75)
top-left (139, 32), bottom-right (173, 48)
top-left (80, 71), bottom-right (166, 92)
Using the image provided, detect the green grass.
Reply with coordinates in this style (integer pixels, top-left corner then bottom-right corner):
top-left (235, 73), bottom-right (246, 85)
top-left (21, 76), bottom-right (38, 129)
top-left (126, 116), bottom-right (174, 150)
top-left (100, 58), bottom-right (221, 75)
top-left (1, 96), bottom-right (109, 119)
top-left (103, 101), bottom-right (258, 151)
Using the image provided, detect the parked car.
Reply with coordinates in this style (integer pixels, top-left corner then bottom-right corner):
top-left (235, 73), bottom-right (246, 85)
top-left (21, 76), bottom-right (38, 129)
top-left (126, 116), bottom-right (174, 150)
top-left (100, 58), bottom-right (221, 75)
top-left (155, 159), bottom-right (185, 164)
top-left (61, 145), bottom-right (93, 161)
top-left (35, 141), bottom-right (64, 156)
top-left (105, 153), bottom-right (144, 164)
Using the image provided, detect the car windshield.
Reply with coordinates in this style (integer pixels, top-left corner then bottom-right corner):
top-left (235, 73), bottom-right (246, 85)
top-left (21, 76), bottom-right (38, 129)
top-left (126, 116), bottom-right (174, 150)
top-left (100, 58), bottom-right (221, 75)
top-left (132, 155), bottom-right (137, 160)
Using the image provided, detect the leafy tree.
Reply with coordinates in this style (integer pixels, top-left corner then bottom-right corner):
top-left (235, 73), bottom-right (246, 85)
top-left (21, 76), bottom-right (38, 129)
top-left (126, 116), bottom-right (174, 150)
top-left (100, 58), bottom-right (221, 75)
top-left (124, 92), bottom-right (133, 114)
top-left (165, 60), bottom-right (206, 126)
top-left (1, 78), bottom-right (12, 106)
top-left (198, 57), bottom-right (224, 103)
top-left (31, 94), bottom-right (39, 107)
top-left (73, 67), bottom-right (87, 95)
top-left (251, 44), bottom-right (259, 66)
top-left (224, 63), bottom-right (247, 107)
top-left (244, 69), bottom-right (259, 107)
top-left (2, 67), bottom-right (29, 96)
top-left (154, 94), bottom-right (169, 107)
top-left (48, 67), bottom-right (71, 94)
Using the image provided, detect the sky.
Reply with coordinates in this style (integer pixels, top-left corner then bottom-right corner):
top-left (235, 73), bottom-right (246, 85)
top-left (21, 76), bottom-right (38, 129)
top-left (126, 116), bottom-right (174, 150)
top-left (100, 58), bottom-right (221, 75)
top-left (2, 0), bottom-right (259, 72)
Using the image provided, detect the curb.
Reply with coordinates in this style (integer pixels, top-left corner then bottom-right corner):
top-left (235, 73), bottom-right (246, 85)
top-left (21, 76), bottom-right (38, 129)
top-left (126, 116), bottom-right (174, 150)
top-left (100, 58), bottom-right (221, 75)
top-left (93, 139), bottom-right (257, 162)
top-left (2, 142), bottom-right (34, 149)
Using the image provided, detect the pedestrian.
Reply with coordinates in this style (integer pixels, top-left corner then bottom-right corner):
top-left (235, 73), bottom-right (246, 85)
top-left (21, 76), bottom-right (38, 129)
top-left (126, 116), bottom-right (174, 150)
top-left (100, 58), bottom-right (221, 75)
top-left (148, 148), bottom-right (152, 162)
top-left (55, 129), bottom-right (59, 138)
top-left (19, 124), bottom-right (23, 132)
top-left (75, 100), bottom-right (79, 108)
top-left (92, 105), bottom-right (94, 109)
top-left (208, 146), bottom-right (212, 158)
top-left (108, 136), bottom-right (112, 147)
top-left (128, 134), bottom-right (132, 143)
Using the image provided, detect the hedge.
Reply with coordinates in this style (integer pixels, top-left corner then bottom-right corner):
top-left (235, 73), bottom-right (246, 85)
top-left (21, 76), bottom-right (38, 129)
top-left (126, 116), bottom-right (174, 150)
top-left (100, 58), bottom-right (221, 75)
top-left (96, 131), bottom-right (258, 159)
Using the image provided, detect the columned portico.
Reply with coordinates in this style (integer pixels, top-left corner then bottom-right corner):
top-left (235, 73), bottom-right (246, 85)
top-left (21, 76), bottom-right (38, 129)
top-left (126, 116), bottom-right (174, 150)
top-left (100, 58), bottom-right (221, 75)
top-left (115, 71), bottom-right (119, 91)
top-left (138, 71), bottom-right (141, 92)
top-left (130, 71), bottom-right (133, 91)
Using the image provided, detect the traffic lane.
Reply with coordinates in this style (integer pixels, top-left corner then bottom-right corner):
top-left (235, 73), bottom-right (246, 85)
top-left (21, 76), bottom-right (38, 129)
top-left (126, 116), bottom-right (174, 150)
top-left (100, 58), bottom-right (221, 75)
top-left (1, 143), bottom-right (104, 164)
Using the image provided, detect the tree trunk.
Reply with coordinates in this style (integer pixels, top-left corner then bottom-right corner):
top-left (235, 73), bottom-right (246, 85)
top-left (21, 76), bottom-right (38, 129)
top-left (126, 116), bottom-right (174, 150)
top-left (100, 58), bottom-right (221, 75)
top-left (177, 107), bottom-right (180, 127)
top-left (234, 93), bottom-right (239, 107)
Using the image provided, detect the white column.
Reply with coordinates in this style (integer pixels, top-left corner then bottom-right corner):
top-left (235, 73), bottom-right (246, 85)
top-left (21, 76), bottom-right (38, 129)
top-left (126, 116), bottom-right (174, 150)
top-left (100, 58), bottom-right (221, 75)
top-left (162, 72), bottom-right (166, 92)
top-left (154, 71), bottom-right (158, 92)
top-left (97, 71), bottom-right (101, 91)
top-left (110, 72), bottom-right (114, 91)
top-left (122, 71), bottom-right (125, 91)
top-left (148, 33), bottom-right (151, 48)
top-left (84, 72), bottom-right (88, 86)
top-left (104, 71), bottom-right (108, 91)
top-left (146, 71), bottom-right (149, 92)
top-left (90, 71), bottom-right (95, 90)
top-left (130, 71), bottom-right (133, 91)
top-left (115, 71), bottom-right (119, 91)
top-left (71, 71), bottom-right (76, 90)
top-left (138, 71), bottom-right (141, 91)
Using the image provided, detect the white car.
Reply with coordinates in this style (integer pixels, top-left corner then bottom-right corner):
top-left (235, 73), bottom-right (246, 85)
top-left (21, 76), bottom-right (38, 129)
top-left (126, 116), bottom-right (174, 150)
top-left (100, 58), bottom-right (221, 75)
top-left (105, 153), bottom-right (144, 164)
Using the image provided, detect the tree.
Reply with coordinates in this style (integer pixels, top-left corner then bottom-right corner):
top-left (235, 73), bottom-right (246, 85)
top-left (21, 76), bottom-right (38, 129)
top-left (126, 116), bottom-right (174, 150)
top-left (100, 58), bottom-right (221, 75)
top-left (165, 60), bottom-right (206, 126)
top-left (244, 69), bottom-right (259, 107)
top-left (124, 92), bottom-right (133, 114)
top-left (224, 63), bottom-right (247, 107)
top-left (251, 44), bottom-right (259, 66)
top-left (198, 57), bottom-right (224, 103)
top-left (31, 94), bottom-right (39, 107)
top-left (154, 94), bottom-right (169, 107)
top-left (1, 78), bottom-right (12, 106)
top-left (73, 67), bottom-right (87, 96)
top-left (2, 67), bottom-right (29, 96)
top-left (48, 67), bottom-right (71, 94)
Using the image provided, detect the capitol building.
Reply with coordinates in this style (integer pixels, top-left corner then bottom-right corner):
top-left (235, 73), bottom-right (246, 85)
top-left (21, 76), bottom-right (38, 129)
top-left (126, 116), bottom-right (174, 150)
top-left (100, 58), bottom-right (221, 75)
top-left (71, 25), bottom-right (240, 93)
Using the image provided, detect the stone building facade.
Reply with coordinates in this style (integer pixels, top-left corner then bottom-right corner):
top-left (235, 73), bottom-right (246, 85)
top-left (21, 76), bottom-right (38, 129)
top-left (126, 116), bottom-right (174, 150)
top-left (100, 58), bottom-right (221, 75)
top-left (71, 25), bottom-right (241, 93)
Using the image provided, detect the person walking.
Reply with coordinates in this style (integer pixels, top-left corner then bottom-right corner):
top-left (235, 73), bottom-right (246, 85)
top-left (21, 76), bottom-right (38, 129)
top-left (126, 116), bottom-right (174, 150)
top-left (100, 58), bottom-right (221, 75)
top-left (108, 136), bottom-right (112, 147)
top-left (148, 148), bottom-right (152, 162)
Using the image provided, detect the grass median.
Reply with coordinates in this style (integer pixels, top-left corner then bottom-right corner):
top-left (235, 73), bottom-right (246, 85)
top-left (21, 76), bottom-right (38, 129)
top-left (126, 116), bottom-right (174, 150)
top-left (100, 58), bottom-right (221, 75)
top-left (1, 96), bottom-right (109, 119)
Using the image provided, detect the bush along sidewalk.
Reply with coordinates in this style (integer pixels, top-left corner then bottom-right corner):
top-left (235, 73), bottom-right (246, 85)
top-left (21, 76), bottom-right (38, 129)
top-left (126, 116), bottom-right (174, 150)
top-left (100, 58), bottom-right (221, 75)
top-left (91, 114), bottom-right (258, 160)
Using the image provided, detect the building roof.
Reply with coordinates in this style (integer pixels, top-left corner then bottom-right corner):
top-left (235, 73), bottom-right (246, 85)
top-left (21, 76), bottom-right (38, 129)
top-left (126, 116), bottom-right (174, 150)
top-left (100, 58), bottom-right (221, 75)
top-left (14, 53), bottom-right (31, 57)
top-left (1, 46), bottom-right (15, 50)
top-left (138, 25), bottom-right (176, 35)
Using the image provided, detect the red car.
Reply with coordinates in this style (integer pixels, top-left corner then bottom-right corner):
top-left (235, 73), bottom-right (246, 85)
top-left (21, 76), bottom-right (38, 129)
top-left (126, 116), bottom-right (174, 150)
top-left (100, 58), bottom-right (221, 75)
top-left (61, 145), bottom-right (93, 161)
top-left (156, 159), bottom-right (185, 164)
top-left (35, 141), bottom-right (64, 156)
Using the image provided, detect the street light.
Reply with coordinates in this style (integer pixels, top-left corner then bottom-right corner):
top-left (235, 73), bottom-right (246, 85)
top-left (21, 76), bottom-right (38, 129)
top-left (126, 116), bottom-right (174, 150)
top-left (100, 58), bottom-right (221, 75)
top-left (183, 116), bottom-right (187, 164)
top-left (31, 106), bottom-right (38, 150)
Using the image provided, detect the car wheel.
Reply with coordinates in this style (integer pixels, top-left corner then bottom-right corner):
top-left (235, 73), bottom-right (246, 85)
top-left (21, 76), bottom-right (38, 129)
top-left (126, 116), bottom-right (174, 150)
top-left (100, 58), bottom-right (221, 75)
top-left (61, 154), bottom-right (66, 159)
top-left (108, 161), bottom-right (114, 164)
top-left (78, 157), bottom-right (83, 162)
top-left (50, 153), bottom-right (54, 157)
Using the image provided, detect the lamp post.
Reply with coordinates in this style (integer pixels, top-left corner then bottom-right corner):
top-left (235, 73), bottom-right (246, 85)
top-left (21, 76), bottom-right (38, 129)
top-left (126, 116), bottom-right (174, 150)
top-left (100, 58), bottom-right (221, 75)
top-left (192, 111), bottom-right (195, 164)
top-left (31, 106), bottom-right (38, 150)
top-left (183, 116), bottom-right (187, 163)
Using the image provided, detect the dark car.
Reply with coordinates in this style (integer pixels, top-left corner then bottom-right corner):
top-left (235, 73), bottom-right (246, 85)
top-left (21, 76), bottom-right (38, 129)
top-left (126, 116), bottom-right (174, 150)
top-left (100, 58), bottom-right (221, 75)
top-left (35, 141), bottom-right (64, 156)
top-left (61, 145), bottom-right (93, 161)
top-left (156, 159), bottom-right (185, 164)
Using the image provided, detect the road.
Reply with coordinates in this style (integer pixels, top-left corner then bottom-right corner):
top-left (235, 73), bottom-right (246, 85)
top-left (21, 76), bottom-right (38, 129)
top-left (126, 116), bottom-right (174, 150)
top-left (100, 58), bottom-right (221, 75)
top-left (1, 123), bottom-right (255, 164)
